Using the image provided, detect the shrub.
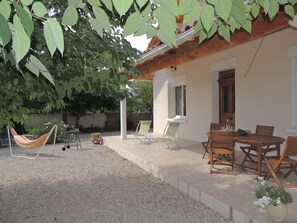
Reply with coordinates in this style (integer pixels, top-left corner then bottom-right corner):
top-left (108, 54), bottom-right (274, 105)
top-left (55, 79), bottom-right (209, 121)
top-left (28, 119), bottom-right (67, 143)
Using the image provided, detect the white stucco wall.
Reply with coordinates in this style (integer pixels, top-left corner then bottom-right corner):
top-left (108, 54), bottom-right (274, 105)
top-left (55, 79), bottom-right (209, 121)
top-left (153, 28), bottom-right (297, 142)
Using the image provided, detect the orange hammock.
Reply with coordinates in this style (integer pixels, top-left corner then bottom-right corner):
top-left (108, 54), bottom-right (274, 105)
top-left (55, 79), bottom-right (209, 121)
top-left (7, 125), bottom-right (57, 159)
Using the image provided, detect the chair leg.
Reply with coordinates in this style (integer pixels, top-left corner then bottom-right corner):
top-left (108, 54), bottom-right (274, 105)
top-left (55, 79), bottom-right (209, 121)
top-left (265, 157), bottom-right (282, 188)
top-left (283, 163), bottom-right (297, 178)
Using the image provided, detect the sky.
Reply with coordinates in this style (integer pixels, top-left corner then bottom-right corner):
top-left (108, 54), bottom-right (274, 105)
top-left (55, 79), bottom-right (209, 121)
top-left (126, 35), bottom-right (151, 52)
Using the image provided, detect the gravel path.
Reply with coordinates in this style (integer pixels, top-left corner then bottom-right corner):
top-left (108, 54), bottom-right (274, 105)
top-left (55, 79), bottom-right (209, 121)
top-left (0, 142), bottom-right (233, 223)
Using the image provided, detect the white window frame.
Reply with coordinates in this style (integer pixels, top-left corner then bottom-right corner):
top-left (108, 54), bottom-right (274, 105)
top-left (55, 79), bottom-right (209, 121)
top-left (167, 75), bottom-right (187, 122)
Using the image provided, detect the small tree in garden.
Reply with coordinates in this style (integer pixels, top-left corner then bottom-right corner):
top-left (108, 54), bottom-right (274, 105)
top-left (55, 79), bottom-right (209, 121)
top-left (127, 81), bottom-right (153, 113)
top-left (64, 92), bottom-right (119, 128)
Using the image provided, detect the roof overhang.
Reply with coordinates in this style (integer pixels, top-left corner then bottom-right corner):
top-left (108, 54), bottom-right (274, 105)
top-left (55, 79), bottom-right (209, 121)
top-left (136, 10), bottom-right (292, 75)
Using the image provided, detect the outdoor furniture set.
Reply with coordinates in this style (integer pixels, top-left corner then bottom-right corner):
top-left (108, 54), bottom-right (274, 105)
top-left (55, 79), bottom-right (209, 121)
top-left (204, 123), bottom-right (297, 187)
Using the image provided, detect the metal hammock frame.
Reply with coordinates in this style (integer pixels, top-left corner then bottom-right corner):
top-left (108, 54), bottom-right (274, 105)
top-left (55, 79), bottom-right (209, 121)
top-left (7, 125), bottom-right (58, 160)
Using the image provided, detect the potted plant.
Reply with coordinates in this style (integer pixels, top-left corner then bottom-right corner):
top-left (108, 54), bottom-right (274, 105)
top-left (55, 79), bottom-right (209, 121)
top-left (253, 177), bottom-right (293, 222)
top-left (90, 133), bottom-right (102, 144)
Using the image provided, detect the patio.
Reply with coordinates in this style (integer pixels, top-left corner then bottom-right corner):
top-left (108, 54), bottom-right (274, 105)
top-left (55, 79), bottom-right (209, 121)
top-left (103, 133), bottom-right (297, 223)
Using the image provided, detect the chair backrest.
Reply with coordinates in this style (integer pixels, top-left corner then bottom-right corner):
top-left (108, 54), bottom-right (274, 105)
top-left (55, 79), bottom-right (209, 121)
top-left (210, 123), bottom-right (226, 131)
top-left (283, 136), bottom-right (297, 157)
top-left (210, 130), bottom-right (234, 148)
top-left (164, 122), bottom-right (180, 140)
top-left (137, 120), bottom-right (151, 135)
top-left (256, 125), bottom-right (274, 136)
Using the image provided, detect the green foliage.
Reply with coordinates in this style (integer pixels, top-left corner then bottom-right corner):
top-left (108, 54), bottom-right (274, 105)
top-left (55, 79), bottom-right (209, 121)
top-left (127, 81), bottom-right (153, 113)
top-left (254, 177), bottom-right (293, 208)
top-left (27, 119), bottom-right (67, 143)
top-left (0, 0), bottom-right (296, 128)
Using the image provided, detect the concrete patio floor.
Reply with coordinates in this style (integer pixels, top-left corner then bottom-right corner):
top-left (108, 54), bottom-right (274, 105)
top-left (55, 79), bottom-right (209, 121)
top-left (103, 133), bottom-right (297, 223)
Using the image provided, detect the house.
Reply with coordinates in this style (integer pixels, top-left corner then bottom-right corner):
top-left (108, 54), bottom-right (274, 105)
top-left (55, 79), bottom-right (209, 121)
top-left (135, 9), bottom-right (297, 143)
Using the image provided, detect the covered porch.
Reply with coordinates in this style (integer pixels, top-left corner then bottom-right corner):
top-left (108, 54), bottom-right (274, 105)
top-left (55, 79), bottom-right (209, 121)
top-left (103, 133), bottom-right (297, 223)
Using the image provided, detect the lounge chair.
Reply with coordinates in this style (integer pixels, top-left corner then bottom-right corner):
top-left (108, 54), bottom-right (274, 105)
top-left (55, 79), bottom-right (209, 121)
top-left (156, 121), bottom-right (180, 150)
top-left (133, 120), bottom-right (152, 144)
top-left (7, 125), bottom-right (58, 160)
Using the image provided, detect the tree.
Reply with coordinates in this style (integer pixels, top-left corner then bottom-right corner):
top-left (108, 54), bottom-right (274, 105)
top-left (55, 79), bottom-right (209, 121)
top-left (64, 92), bottom-right (119, 127)
top-left (0, 0), bottom-right (296, 126)
top-left (0, 1), bottom-right (141, 127)
top-left (127, 81), bottom-right (153, 113)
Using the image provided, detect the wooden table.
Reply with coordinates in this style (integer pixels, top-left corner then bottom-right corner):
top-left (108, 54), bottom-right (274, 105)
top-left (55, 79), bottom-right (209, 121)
top-left (234, 134), bottom-right (285, 177)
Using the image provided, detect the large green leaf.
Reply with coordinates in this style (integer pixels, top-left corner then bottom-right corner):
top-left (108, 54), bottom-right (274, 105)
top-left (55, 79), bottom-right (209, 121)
top-left (112, 0), bottom-right (133, 16)
top-left (243, 20), bottom-right (251, 33)
top-left (26, 55), bottom-right (55, 85)
top-left (68, 0), bottom-right (81, 7)
top-left (44, 18), bottom-right (64, 57)
top-left (146, 25), bottom-right (157, 39)
top-left (90, 17), bottom-right (103, 36)
top-left (101, 0), bottom-right (113, 11)
top-left (12, 15), bottom-right (30, 64)
top-left (285, 4), bottom-right (295, 18)
top-left (87, 0), bottom-right (101, 6)
top-left (183, 1), bottom-right (201, 24)
top-left (13, 1), bottom-right (34, 36)
top-left (136, 0), bottom-right (147, 8)
top-left (268, 0), bottom-right (279, 20)
top-left (277, 0), bottom-right (288, 4)
top-left (215, 0), bottom-right (232, 22)
top-left (124, 11), bottom-right (142, 36)
top-left (0, 13), bottom-right (11, 46)
top-left (263, 0), bottom-right (270, 14)
top-left (32, 2), bottom-right (48, 17)
top-left (289, 0), bottom-right (297, 5)
top-left (251, 4), bottom-right (260, 18)
top-left (62, 5), bottom-right (78, 26)
top-left (156, 27), bottom-right (176, 47)
top-left (198, 28), bottom-right (208, 44)
top-left (178, 0), bottom-right (196, 15)
top-left (93, 6), bottom-right (110, 31)
top-left (21, 0), bottom-right (33, 6)
top-left (160, 0), bottom-right (179, 16)
top-left (231, 0), bottom-right (245, 26)
top-left (218, 24), bottom-right (230, 42)
top-left (0, 0), bottom-right (11, 20)
top-left (201, 5), bottom-right (214, 33)
top-left (154, 6), bottom-right (176, 32)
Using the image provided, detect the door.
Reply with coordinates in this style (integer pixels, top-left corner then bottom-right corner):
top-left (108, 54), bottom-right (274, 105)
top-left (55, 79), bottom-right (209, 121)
top-left (219, 70), bottom-right (235, 127)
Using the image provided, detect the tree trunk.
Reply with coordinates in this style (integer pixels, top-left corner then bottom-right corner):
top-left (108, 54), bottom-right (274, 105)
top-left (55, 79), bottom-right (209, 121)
top-left (62, 111), bottom-right (68, 125)
top-left (75, 116), bottom-right (80, 128)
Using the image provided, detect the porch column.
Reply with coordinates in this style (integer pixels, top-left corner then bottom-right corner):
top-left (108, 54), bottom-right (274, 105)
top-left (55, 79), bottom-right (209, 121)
top-left (120, 86), bottom-right (127, 139)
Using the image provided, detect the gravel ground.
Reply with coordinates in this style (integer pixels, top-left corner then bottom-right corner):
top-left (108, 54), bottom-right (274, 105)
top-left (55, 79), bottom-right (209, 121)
top-left (0, 142), bottom-right (233, 223)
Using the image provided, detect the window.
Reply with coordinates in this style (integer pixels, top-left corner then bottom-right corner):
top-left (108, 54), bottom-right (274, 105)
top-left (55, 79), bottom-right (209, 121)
top-left (167, 75), bottom-right (187, 120)
top-left (175, 85), bottom-right (186, 116)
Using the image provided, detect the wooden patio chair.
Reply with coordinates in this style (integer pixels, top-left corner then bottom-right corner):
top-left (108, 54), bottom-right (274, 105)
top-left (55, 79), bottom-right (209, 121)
top-left (133, 120), bottom-right (152, 144)
top-left (201, 123), bottom-right (226, 158)
top-left (240, 125), bottom-right (277, 168)
top-left (264, 136), bottom-right (297, 187)
top-left (156, 121), bottom-right (180, 150)
top-left (209, 130), bottom-right (236, 175)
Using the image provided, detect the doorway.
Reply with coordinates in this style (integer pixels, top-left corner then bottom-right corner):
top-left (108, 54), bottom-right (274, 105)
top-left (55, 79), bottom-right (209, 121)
top-left (219, 69), bottom-right (235, 127)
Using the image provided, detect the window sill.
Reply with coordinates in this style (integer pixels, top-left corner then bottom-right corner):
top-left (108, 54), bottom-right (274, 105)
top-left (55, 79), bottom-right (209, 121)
top-left (167, 116), bottom-right (188, 123)
top-left (286, 128), bottom-right (297, 134)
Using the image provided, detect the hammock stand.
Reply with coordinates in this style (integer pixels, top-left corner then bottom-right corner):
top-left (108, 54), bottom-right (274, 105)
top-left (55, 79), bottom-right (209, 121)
top-left (7, 125), bottom-right (58, 160)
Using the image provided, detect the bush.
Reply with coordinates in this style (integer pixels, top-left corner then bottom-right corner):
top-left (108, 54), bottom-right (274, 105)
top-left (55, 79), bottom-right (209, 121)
top-left (28, 119), bottom-right (67, 143)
